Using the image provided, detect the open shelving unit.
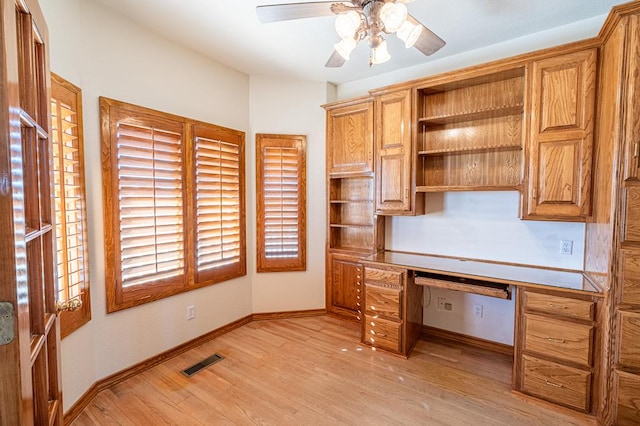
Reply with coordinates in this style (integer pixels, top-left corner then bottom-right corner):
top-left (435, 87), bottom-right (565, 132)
top-left (328, 176), bottom-right (383, 254)
top-left (416, 68), bottom-right (526, 192)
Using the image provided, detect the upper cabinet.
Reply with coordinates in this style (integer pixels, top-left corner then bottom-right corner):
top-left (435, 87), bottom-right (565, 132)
top-left (374, 88), bottom-right (424, 215)
top-left (523, 49), bottom-right (597, 220)
top-left (326, 97), bottom-right (374, 176)
top-left (623, 15), bottom-right (640, 183)
top-left (415, 68), bottom-right (526, 192)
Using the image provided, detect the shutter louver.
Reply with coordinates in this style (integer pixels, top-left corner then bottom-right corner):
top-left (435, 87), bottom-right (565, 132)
top-left (263, 146), bottom-right (300, 259)
top-left (116, 122), bottom-right (184, 287)
top-left (195, 136), bottom-right (241, 272)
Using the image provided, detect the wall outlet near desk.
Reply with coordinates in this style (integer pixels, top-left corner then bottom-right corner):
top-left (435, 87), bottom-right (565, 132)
top-left (437, 297), bottom-right (453, 311)
top-left (473, 304), bottom-right (483, 318)
top-left (560, 240), bottom-right (573, 255)
top-left (186, 305), bottom-right (196, 320)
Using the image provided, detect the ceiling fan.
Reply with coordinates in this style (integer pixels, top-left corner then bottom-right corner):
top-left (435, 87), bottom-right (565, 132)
top-left (256, 0), bottom-right (445, 67)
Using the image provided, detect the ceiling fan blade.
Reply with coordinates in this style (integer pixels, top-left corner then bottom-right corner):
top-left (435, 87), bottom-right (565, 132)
top-left (325, 49), bottom-right (346, 68)
top-left (407, 15), bottom-right (446, 56)
top-left (256, 1), bottom-right (340, 23)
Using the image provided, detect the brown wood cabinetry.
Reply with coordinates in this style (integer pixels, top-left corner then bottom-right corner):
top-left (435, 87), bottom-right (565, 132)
top-left (415, 69), bottom-right (525, 192)
top-left (327, 255), bottom-right (363, 321)
top-left (326, 97), bottom-right (374, 176)
top-left (361, 264), bottom-right (422, 357)
top-left (373, 88), bottom-right (424, 215)
top-left (601, 12), bottom-right (640, 426)
top-left (514, 288), bottom-right (601, 413)
top-left (324, 98), bottom-right (384, 322)
top-left (524, 49), bottom-right (597, 220)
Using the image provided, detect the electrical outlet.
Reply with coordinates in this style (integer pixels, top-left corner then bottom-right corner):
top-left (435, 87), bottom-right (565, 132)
top-left (473, 304), bottom-right (483, 318)
top-left (560, 240), bottom-right (573, 255)
top-left (186, 305), bottom-right (196, 320)
top-left (437, 297), bottom-right (446, 310)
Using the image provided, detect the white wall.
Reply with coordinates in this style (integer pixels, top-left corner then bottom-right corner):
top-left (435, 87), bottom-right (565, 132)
top-left (248, 75), bottom-right (328, 313)
top-left (42, 0), bottom-right (254, 411)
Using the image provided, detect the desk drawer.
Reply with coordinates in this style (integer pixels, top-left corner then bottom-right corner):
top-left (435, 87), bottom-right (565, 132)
top-left (365, 283), bottom-right (401, 319)
top-left (524, 314), bottom-right (593, 367)
top-left (364, 314), bottom-right (401, 353)
top-left (364, 266), bottom-right (403, 287)
top-left (522, 355), bottom-right (590, 412)
top-left (523, 291), bottom-right (594, 321)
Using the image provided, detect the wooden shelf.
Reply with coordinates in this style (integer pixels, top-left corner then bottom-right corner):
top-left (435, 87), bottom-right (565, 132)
top-left (329, 246), bottom-right (376, 255)
top-left (419, 104), bottom-right (523, 126)
top-left (330, 199), bottom-right (373, 204)
top-left (416, 185), bottom-right (521, 193)
top-left (419, 144), bottom-right (522, 156)
top-left (330, 223), bottom-right (374, 229)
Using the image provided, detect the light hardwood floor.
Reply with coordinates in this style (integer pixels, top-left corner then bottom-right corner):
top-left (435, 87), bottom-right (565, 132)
top-left (72, 316), bottom-right (595, 425)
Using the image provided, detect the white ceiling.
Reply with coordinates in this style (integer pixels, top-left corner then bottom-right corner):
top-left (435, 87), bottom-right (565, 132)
top-left (92, 0), bottom-right (630, 85)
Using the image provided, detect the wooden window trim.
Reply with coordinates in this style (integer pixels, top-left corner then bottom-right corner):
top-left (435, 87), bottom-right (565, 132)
top-left (256, 134), bottom-right (306, 272)
top-left (51, 73), bottom-right (91, 337)
top-left (100, 97), bottom-right (246, 312)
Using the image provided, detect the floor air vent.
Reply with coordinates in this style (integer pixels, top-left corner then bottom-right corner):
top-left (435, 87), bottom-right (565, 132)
top-left (182, 353), bottom-right (225, 377)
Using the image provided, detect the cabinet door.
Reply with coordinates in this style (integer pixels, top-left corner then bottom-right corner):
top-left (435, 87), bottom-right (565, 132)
top-left (326, 100), bottom-right (374, 176)
top-left (623, 15), bottom-right (640, 182)
top-left (375, 89), bottom-right (413, 214)
top-left (524, 49), bottom-right (596, 219)
top-left (329, 257), bottom-right (363, 319)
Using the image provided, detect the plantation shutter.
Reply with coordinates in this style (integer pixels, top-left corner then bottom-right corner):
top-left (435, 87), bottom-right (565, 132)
top-left (115, 120), bottom-right (185, 287)
top-left (51, 74), bottom-right (91, 337)
top-left (194, 124), bottom-right (246, 282)
top-left (101, 98), bottom-right (246, 312)
top-left (256, 134), bottom-right (306, 272)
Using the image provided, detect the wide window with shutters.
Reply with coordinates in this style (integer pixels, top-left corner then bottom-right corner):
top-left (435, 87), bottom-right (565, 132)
top-left (100, 98), bottom-right (246, 312)
top-left (256, 134), bottom-right (306, 272)
top-left (51, 73), bottom-right (91, 337)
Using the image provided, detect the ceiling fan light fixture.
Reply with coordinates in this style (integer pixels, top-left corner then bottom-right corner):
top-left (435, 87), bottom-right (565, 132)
top-left (370, 39), bottom-right (391, 65)
top-left (396, 20), bottom-right (422, 48)
top-left (335, 36), bottom-right (358, 60)
top-left (379, 1), bottom-right (408, 33)
top-left (335, 10), bottom-right (361, 39)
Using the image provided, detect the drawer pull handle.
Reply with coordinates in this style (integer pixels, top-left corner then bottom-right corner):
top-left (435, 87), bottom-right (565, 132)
top-left (545, 380), bottom-right (563, 388)
top-left (548, 303), bottom-right (567, 310)
top-left (377, 333), bottom-right (387, 337)
top-left (546, 337), bottom-right (566, 344)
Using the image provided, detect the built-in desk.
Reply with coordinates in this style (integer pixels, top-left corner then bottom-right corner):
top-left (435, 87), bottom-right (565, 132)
top-left (359, 251), bottom-right (606, 415)
top-left (362, 251), bottom-right (603, 295)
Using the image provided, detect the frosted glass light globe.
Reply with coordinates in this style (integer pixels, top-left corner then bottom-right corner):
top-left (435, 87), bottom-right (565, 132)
top-left (335, 10), bottom-right (361, 39)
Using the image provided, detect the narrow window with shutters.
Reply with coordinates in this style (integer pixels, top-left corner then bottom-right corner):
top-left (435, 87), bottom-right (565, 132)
top-left (101, 98), bottom-right (246, 312)
top-left (256, 134), bottom-right (306, 272)
top-left (194, 124), bottom-right (246, 284)
top-left (51, 73), bottom-right (91, 336)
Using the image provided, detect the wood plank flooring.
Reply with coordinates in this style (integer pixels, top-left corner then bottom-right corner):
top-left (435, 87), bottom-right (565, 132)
top-left (71, 316), bottom-right (596, 425)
